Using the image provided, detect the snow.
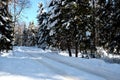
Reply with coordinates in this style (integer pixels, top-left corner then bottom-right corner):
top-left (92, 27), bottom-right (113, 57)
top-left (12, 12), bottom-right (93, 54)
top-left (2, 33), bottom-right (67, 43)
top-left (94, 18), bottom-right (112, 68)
top-left (0, 21), bottom-right (4, 26)
top-left (1, 1), bottom-right (7, 6)
top-left (66, 22), bottom-right (70, 29)
top-left (86, 31), bottom-right (91, 36)
top-left (0, 46), bottom-right (120, 80)
top-left (6, 38), bottom-right (10, 42)
top-left (62, 1), bottom-right (65, 6)
top-left (96, 47), bottom-right (108, 57)
top-left (49, 30), bottom-right (54, 36)
top-left (0, 34), bottom-right (2, 38)
top-left (1, 16), bottom-right (9, 22)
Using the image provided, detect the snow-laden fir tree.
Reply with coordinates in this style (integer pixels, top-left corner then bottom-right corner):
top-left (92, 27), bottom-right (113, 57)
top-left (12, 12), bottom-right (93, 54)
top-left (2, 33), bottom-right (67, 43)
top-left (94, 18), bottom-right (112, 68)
top-left (0, 0), bottom-right (13, 53)
top-left (37, 0), bottom-right (120, 57)
top-left (97, 0), bottom-right (120, 54)
top-left (49, 0), bottom-right (92, 57)
top-left (111, 0), bottom-right (120, 54)
top-left (37, 3), bottom-right (51, 49)
top-left (27, 22), bottom-right (37, 46)
top-left (22, 22), bottom-right (37, 46)
top-left (22, 24), bottom-right (28, 46)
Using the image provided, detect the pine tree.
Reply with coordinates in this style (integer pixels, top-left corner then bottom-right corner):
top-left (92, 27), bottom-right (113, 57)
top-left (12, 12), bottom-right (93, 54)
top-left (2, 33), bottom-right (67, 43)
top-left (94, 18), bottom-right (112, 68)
top-left (71, 0), bottom-right (91, 57)
top-left (37, 0), bottom-right (120, 57)
top-left (87, 0), bottom-right (101, 58)
top-left (27, 22), bottom-right (36, 46)
top-left (37, 3), bottom-right (51, 49)
top-left (97, 0), bottom-right (120, 54)
top-left (112, 0), bottom-right (120, 54)
top-left (22, 24), bottom-right (28, 46)
top-left (0, 0), bottom-right (13, 53)
top-left (48, 0), bottom-right (73, 56)
top-left (48, 0), bottom-right (91, 57)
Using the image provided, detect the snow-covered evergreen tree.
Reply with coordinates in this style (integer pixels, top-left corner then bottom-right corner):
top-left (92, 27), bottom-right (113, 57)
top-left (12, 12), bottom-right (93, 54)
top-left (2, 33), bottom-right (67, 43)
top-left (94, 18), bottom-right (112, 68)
top-left (27, 22), bottom-right (37, 46)
top-left (37, 0), bottom-right (120, 57)
top-left (111, 0), bottom-right (120, 54)
top-left (97, 0), bottom-right (120, 54)
top-left (48, 0), bottom-right (92, 57)
top-left (37, 3), bottom-right (51, 49)
top-left (22, 24), bottom-right (28, 46)
top-left (0, 0), bottom-right (13, 52)
top-left (22, 22), bottom-right (37, 46)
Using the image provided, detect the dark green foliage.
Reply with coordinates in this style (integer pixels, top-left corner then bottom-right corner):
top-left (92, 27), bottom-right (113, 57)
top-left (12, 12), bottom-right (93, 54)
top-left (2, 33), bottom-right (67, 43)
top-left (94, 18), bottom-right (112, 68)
top-left (22, 22), bottom-right (37, 46)
top-left (37, 3), bottom-right (51, 49)
top-left (37, 0), bottom-right (120, 57)
top-left (0, 0), bottom-right (13, 53)
top-left (48, 0), bottom-right (92, 57)
top-left (97, 0), bottom-right (120, 54)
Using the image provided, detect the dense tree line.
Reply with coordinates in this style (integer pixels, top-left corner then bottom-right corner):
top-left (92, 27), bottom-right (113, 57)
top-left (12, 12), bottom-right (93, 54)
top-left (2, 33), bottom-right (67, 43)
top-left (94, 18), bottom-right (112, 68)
top-left (37, 0), bottom-right (120, 57)
top-left (14, 22), bottom-right (37, 46)
top-left (23, 22), bottom-right (37, 46)
top-left (97, 0), bottom-right (120, 54)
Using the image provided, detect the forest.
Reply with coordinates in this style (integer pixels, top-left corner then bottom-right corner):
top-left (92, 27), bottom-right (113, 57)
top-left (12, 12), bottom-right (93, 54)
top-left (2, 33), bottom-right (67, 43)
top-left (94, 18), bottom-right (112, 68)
top-left (0, 0), bottom-right (120, 58)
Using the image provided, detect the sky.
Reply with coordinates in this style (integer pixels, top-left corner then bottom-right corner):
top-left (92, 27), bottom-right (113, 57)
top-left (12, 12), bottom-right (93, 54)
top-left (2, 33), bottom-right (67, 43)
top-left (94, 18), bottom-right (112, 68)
top-left (23, 0), bottom-right (46, 26)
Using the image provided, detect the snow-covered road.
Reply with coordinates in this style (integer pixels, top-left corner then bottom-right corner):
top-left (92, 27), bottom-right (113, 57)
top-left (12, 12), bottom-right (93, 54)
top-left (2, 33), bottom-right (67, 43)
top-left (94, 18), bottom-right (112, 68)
top-left (26, 52), bottom-right (104, 80)
top-left (40, 53), bottom-right (120, 80)
top-left (0, 46), bottom-right (120, 80)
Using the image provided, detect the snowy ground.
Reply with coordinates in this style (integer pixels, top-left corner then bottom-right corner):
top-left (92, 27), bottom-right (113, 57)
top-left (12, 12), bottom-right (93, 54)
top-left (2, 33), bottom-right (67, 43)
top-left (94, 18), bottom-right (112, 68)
top-left (0, 46), bottom-right (120, 80)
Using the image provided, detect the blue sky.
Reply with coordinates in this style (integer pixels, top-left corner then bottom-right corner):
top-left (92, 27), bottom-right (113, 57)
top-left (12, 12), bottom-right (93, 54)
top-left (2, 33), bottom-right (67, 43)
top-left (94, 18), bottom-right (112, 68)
top-left (23, 0), bottom-right (46, 26)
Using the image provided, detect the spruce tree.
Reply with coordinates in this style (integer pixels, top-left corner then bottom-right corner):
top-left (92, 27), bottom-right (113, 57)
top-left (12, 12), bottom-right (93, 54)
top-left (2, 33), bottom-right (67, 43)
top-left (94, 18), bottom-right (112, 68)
top-left (48, 0), bottom-right (73, 56)
top-left (97, 0), bottom-right (120, 54)
top-left (48, 0), bottom-right (91, 57)
top-left (112, 0), bottom-right (120, 54)
top-left (0, 0), bottom-right (13, 53)
top-left (27, 22), bottom-right (36, 46)
top-left (37, 3), bottom-right (51, 49)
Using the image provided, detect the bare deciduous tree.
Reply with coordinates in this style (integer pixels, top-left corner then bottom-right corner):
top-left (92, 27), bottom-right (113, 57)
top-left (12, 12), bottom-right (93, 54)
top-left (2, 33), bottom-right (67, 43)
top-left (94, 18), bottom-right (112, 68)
top-left (9, 0), bottom-right (30, 26)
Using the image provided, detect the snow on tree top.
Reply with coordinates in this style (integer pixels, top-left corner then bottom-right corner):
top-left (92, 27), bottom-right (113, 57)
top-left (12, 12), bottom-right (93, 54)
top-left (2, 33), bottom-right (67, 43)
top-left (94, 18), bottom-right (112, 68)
top-left (0, 34), bottom-right (2, 38)
top-left (1, 1), bottom-right (7, 6)
top-left (0, 21), bottom-right (4, 26)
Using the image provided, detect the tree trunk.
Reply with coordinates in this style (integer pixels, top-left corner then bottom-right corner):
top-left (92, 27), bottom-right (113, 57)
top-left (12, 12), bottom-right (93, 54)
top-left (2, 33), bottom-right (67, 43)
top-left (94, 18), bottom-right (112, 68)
top-left (75, 41), bottom-right (78, 57)
top-left (67, 42), bottom-right (72, 57)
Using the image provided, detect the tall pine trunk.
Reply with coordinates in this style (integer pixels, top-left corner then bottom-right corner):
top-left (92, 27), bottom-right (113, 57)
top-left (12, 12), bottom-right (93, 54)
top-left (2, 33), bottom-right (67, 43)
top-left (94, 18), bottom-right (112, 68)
top-left (67, 42), bottom-right (72, 57)
top-left (75, 41), bottom-right (78, 57)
